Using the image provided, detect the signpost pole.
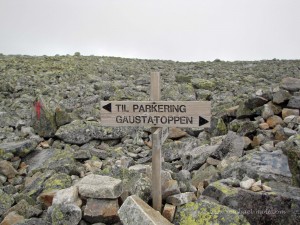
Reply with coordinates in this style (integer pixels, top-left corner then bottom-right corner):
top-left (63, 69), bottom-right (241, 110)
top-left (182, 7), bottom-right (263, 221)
top-left (150, 72), bottom-right (162, 212)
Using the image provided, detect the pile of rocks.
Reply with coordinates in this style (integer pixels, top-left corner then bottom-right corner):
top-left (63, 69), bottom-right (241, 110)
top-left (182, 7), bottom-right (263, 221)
top-left (0, 54), bottom-right (300, 225)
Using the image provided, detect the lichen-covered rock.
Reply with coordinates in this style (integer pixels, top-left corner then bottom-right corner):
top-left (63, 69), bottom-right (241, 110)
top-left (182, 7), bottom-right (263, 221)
top-left (0, 189), bottom-right (14, 216)
top-left (24, 148), bottom-right (79, 175)
top-left (211, 131), bottom-right (244, 160)
top-left (75, 174), bottom-right (122, 199)
top-left (282, 134), bottom-right (300, 186)
top-left (2, 199), bottom-right (42, 219)
top-left (22, 170), bottom-right (54, 200)
top-left (191, 78), bottom-right (216, 90)
top-left (220, 150), bottom-right (292, 184)
top-left (182, 145), bottom-right (219, 171)
top-left (55, 120), bottom-right (131, 144)
top-left (174, 199), bottom-right (250, 225)
top-left (280, 77), bottom-right (300, 92)
top-left (162, 137), bottom-right (201, 162)
top-left (118, 195), bottom-right (172, 225)
top-left (31, 95), bottom-right (57, 138)
top-left (47, 204), bottom-right (82, 225)
top-left (42, 173), bottom-right (72, 193)
top-left (0, 139), bottom-right (37, 158)
top-left (203, 180), bottom-right (300, 225)
top-left (166, 192), bottom-right (197, 206)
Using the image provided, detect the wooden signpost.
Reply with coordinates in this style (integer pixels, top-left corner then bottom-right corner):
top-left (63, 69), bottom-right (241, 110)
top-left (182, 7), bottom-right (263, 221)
top-left (100, 72), bottom-right (211, 212)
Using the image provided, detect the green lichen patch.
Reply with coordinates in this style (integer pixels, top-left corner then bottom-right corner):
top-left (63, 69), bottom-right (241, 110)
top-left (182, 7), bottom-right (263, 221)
top-left (175, 200), bottom-right (250, 225)
top-left (43, 173), bottom-right (72, 192)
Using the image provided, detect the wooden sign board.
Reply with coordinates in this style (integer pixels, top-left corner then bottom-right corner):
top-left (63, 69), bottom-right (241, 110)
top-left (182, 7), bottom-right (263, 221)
top-left (100, 101), bottom-right (211, 128)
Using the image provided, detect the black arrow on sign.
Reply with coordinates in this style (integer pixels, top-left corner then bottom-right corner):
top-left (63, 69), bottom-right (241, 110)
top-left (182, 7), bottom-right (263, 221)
top-left (199, 116), bottom-right (209, 126)
top-left (102, 103), bottom-right (112, 112)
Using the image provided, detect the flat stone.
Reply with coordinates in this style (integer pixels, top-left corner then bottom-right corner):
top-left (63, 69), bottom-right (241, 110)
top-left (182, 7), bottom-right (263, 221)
top-left (162, 204), bottom-right (176, 223)
top-left (75, 174), bottom-right (122, 198)
top-left (118, 195), bottom-right (172, 225)
top-left (166, 192), bottom-right (197, 206)
top-left (83, 198), bottom-right (119, 224)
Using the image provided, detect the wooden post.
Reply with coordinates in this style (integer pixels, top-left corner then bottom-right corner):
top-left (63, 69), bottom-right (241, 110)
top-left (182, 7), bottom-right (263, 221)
top-left (150, 72), bottom-right (162, 212)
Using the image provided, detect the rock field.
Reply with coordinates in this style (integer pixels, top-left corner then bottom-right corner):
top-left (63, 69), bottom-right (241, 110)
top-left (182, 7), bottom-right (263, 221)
top-left (0, 54), bottom-right (300, 225)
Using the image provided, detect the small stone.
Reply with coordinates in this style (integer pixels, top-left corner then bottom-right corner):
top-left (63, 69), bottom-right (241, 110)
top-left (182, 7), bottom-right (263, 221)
top-left (162, 204), bottom-right (176, 222)
top-left (206, 157), bottom-right (221, 166)
top-left (37, 190), bottom-right (57, 207)
top-left (251, 185), bottom-right (262, 192)
top-left (287, 96), bottom-right (300, 109)
top-left (267, 115), bottom-right (283, 128)
top-left (261, 104), bottom-right (274, 120)
top-left (282, 108), bottom-right (299, 119)
top-left (259, 123), bottom-right (269, 130)
top-left (284, 127), bottom-right (297, 137)
top-left (262, 184), bottom-right (272, 192)
top-left (168, 127), bottom-right (187, 139)
top-left (253, 180), bottom-right (262, 186)
top-left (0, 160), bottom-right (18, 179)
top-left (240, 179), bottom-right (255, 190)
top-left (40, 141), bottom-right (50, 148)
top-left (166, 192), bottom-right (197, 206)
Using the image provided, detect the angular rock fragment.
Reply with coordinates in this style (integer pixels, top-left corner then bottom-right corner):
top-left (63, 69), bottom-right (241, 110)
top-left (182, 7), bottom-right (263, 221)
top-left (166, 192), bottom-right (197, 206)
top-left (47, 204), bottom-right (82, 225)
top-left (75, 174), bottom-right (122, 198)
top-left (83, 198), bottom-right (119, 224)
top-left (118, 195), bottom-right (172, 225)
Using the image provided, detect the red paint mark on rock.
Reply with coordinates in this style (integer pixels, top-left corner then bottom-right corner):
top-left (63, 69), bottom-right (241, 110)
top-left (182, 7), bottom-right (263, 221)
top-left (34, 101), bottom-right (42, 120)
